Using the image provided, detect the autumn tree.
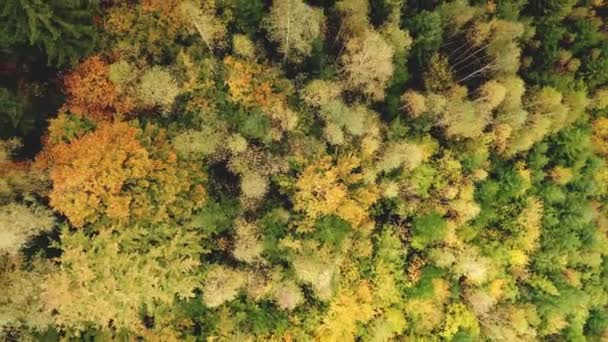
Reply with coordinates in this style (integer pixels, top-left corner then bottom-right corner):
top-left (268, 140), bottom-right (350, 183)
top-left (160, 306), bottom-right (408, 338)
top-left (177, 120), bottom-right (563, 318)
top-left (37, 120), bottom-right (206, 228)
top-left (340, 30), bottom-right (394, 101)
top-left (1, 255), bottom-right (54, 335)
top-left (179, 0), bottom-right (226, 52)
top-left (136, 66), bottom-right (180, 112)
top-left (0, 202), bottom-right (54, 255)
top-left (42, 224), bottom-right (204, 333)
top-left (223, 56), bottom-right (299, 141)
top-left (264, 0), bottom-right (325, 63)
top-left (592, 117), bottom-right (608, 157)
top-left (201, 264), bottom-right (247, 308)
top-left (62, 56), bottom-right (134, 121)
top-left (504, 87), bottom-right (572, 156)
top-left (294, 155), bottom-right (379, 230)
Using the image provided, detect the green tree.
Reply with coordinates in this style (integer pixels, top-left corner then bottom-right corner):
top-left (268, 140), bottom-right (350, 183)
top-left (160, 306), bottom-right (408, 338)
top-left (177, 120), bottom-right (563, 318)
top-left (1, 0), bottom-right (97, 66)
top-left (411, 211), bottom-right (447, 250)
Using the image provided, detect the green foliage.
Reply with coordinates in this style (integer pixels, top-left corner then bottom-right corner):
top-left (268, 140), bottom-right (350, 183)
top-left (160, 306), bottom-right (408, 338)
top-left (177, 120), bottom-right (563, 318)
top-left (311, 215), bottom-right (351, 249)
top-left (0, 0), bottom-right (97, 66)
top-left (228, 0), bottom-right (265, 35)
top-left (0, 88), bottom-right (32, 137)
top-left (404, 10), bottom-right (443, 79)
top-left (411, 212), bottom-right (447, 250)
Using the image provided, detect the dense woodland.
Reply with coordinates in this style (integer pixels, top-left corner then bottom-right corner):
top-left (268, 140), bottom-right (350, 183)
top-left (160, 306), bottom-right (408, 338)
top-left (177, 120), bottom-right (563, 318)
top-left (1, 0), bottom-right (608, 340)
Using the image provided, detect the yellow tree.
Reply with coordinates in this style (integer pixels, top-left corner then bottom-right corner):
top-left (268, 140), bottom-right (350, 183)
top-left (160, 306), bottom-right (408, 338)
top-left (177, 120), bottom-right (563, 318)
top-left (294, 155), bottom-right (378, 231)
top-left (592, 117), bottom-right (608, 157)
top-left (42, 224), bottom-right (203, 333)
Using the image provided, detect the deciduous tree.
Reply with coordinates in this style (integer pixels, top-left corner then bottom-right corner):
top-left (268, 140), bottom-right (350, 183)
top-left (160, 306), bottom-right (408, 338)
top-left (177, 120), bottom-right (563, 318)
top-left (264, 0), bottom-right (325, 63)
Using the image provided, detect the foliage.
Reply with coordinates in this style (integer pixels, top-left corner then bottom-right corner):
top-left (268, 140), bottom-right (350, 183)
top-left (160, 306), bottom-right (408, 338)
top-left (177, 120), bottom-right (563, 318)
top-left (0, 0), bottom-right (97, 66)
top-left (0, 202), bottom-right (54, 255)
top-left (3, 0), bottom-right (608, 340)
top-left (36, 121), bottom-right (205, 228)
top-left (62, 56), bottom-right (134, 121)
top-left (340, 30), bottom-right (394, 101)
top-left (264, 0), bottom-right (325, 63)
top-left (410, 211), bottom-right (447, 250)
top-left (43, 224), bottom-right (204, 332)
top-left (294, 155), bottom-right (379, 230)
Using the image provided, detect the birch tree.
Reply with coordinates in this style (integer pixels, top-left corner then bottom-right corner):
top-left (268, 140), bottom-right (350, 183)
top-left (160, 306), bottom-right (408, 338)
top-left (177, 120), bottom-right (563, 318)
top-left (264, 0), bottom-right (325, 63)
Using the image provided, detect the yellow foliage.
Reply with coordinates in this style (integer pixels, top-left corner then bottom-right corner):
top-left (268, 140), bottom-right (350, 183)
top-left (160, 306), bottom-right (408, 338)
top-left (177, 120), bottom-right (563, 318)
top-left (0, 255), bottom-right (54, 331)
top-left (441, 303), bottom-right (480, 339)
top-left (549, 165), bottom-right (573, 185)
top-left (315, 282), bottom-right (375, 341)
top-left (592, 117), bottom-right (608, 157)
top-left (42, 226), bottom-right (203, 332)
top-left (516, 197), bottom-right (543, 252)
top-left (294, 155), bottom-right (379, 230)
top-left (404, 298), bottom-right (445, 333)
top-left (223, 57), bottom-right (298, 139)
top-left (401, 90), bottom-right (427, 117)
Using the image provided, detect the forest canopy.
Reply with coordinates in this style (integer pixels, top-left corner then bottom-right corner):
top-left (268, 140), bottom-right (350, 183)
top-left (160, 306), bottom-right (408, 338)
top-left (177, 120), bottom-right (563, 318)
top-left (1, 0), bottom-right (608, 340)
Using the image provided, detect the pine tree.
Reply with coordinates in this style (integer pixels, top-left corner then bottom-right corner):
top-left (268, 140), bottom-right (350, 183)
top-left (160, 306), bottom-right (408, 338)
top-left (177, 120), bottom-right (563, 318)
top-left (1, 0), bottom-right (97, 66)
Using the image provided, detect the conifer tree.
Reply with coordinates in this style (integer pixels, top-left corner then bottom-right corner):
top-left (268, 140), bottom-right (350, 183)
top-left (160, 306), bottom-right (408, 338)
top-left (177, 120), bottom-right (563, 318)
top-left (1, 0), bottom-right (97, 66)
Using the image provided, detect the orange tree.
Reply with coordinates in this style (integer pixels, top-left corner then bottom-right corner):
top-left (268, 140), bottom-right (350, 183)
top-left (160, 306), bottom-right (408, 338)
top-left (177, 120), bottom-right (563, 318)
top-left (62, 56), bottom-right (136, 121)
top-left (36, 120), bottom-right (206, 228)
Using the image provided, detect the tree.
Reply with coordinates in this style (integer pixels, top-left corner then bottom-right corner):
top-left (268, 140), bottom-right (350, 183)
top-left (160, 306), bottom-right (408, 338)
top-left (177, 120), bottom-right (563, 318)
top-left (264, 0), bottom-right (325, 63)
top-left (504, 87), bottom-right (570, 156)
top-left (401, 90), bottom-right (427, 117)
top-left (232, 218), bottom-right (263, 263)
top-left (410, 211), bottom-right (447, 250)
top-left (232, 34), bottom-right (255, 58)
top-left (42, 224), bottom-right (204, 333)
top-left (240, 172), bottom-right (269, 200)
top-left (37, 121), bottom-right (206, 228)
top-left (136, 66), bottom-right (180, 112)
top-left (0, 202), bottom-right (54, 255)
top-left (336, 0), bottom-right (371, 37)
top-left (0, 88), bottom-right (35, 138)
top-left (423, 53), bottom-right (454, 93)
top-left (0, 0), bottom-right (97, 66)
top-left (62, 56), bottom-right (134, 121)
top-left (223, 57), bottom-right (299, 140)
top-left (0, 139), bottom-right (48, 203)
top-left (315, 282), bottom-right (375, 341)
top-left (272, 280), bottom-right (304, 311)
top-left (179, 0), bottom-right (226, 52)
top-left (592, 117), bottom-right (608, 157)
top-left (294, 155), bottom-right (379, 230)
top-left (340, 30), bottom-right (394, 101)
top-left (439, 100), bottom-right (490, 139)
top-left (1, 255), bottom-right (54, 334)
top-left (202, 265), bottom-right (247, 308)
